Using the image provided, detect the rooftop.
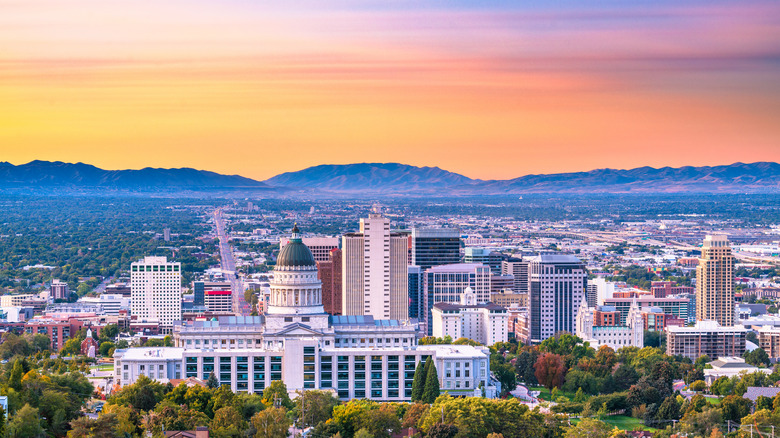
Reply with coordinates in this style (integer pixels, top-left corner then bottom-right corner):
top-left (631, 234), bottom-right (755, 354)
top-left (426, 263), bottom-right (487, 273)
top-left (115, 347), bottom-right (184, 360)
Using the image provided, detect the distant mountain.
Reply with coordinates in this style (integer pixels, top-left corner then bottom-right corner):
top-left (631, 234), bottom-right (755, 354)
top-left (264, 161), bottom-right (780, 194)
top-left (2, 160), bottom-right (778, 195)
top-left (264, 163), bottom-right (476, 192)
top-left (0, 161), bottom-right (270, 190)
top-left (475, 162), bottom-right (780, 194)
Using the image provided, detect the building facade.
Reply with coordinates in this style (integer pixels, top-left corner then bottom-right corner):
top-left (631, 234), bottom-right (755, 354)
top-left (342, 214), bottom-right (409, 320)
top-left (431, 288), bottom-right (508, 346)
top-left (696, 235), bottom-right (735, 326)
top-left (665, 320), bottom-right (747, 360)
top-left (528, 255), bottom-right (586, 344)
top-left (576, 299), bottom-right (644, 350)
top-left (316, 248), bottom-right (342, 315)
top-left (50, 279), bottom-right (70, 301)
top-left (602, 297), bottom-right (690, 326)
top-left (131, 256), bottom-right (182, 333)
top-left (464, 248), bottom-right (501, 274)
top-left (411, 227), bottom-right (461, 270)
top-left (424, 263), bottom-right (491, 335)
top-left (501, 259), bottom-right (529, 295)
top-left (280, 236), bottom-right (339, 263)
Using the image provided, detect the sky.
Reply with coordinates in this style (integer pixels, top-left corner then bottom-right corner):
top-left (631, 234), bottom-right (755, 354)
top-left (1, 0), bottom-right (779, 180)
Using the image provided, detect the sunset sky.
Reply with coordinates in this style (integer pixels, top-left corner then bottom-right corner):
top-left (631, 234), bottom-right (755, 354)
top-left (2, 0), bottom-right (779, 180)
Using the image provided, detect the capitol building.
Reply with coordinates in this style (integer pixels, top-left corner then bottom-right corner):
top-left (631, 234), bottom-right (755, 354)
top-left (115, 226), bottom-right (498, 401)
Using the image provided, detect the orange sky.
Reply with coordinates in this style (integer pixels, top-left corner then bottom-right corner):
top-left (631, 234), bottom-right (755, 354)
top-left (1, 0), bottom-right (779, 180)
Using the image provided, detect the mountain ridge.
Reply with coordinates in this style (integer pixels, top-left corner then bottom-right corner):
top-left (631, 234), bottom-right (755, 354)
top-left (1, 160), bottom-right (779, 194)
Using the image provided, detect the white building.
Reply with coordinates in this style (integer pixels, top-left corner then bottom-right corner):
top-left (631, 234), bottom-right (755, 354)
top-left (79, 294), bottom-right (130, 316)
top-left (130, 256), bottom-right (182, 333)
top-left (116, 227), bottom-right (497, 401)
top-left (703, 357), bottom-right (770, 385)
top-left (575, 299), bottom-right (644, 350)
top-left (424, 263), bottom-right (491, 335)
top-left (342, 214), bottom-right (409, 320)
top-left (431, 287), bottom-right (508, 346)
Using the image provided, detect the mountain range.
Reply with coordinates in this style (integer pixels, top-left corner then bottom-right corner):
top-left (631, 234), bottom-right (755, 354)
top-left (1, 160), bottom-right (779, 195)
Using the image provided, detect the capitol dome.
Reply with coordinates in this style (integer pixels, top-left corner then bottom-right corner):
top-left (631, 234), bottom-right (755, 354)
top-left (276, 224), bottom-right (316, 268)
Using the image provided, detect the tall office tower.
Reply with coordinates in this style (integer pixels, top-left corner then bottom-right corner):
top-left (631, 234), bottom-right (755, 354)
top-left (464, 248), bottom-right (502, 273)
top-left (131, 256), bottom-right (182, 333)
top-left (50, 279), bottom-right (70, 301)
top-left (586, 282), bottom-right (599, 308)
top-left (342, 214), bottom-right (409, 320)
top-left (408, 266), bottom-right (423, 320)
top-left (163, 228), bottom-right (171, 242)
top-left (696, 235), bottom-right (735, 326)
top-left (501, 259), bottom-right (529, 294)
top-left (528, 255), bottom-right (587, 343)
top-left (316, 248), bottom-right (342, 315)
top-left (411, 227), bottom-right (461, 270)
top-left (423, 263), bottom-right (491, 335)
top-left (280, 236), bottom-right (339, 263)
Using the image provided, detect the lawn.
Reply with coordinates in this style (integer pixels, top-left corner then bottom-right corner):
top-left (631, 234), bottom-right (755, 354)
top-left (601, 415), bottom-right (659, 432)
top-left (527, 386), bottom-right (578, 401)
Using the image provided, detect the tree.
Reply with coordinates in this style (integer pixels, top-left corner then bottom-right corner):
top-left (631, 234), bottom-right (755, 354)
top-left (690, 380), bottom-right (706, 392)
top-left (0, 406), bottom-right (6, 438)
top-left (211, 406), bottom-right (247, 438)
top-left (427, 423), bottom-right (459, 438)
top-left (293, 390), bottom-right (339, 429)
top-left (9, 358), bottom-right (24, 392)
top-left (354, 429), bottom-right (373, 438)
top-left (99, 341), bottom-right (115, 357)
top-left (612, 364), bottom-right (638, 391)
top-left (655, 395), bottom-right (682, 424)
top-left (207, 371), bottom-right (219, 389)
top-left (261, 380), bottom-right (293, 410)
top-left (411, 360), bottom-right (426, 402)
top-left (100, 324), bottom-right (119, 339)
top-left (745, 348), bottom-right (771, 367)
top-left (492, 360), bottom-right (517, 397)
top-left (563, 418), bottom-right (612, 438)
top-left (8, 404), bottom-right (44, 438)
top-left (573, 388), bottom-right (586, 403)
top-left (534, 353), bottom-right (565, 396)
top-left (422, 358), bottom-right (441, 404)
top-left (402, 403), bottom-right (429, 430)
top-left (251, 407), bottom-right (290, 438)
top-left (360, 403), bottom-right (401, 438)
top-left (720, 395), bottom-right (752, 423)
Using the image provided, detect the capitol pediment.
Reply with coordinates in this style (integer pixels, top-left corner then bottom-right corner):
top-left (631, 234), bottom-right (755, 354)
top-left (271, 322), bottom-right (323, 337)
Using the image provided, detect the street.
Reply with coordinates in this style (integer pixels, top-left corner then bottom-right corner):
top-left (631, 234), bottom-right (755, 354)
top-left (213, 208), bottom-right (252, 316)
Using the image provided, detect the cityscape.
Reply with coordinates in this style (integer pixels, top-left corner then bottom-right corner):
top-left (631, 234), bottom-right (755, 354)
top-left (3, 1), bottom-right (780, 438)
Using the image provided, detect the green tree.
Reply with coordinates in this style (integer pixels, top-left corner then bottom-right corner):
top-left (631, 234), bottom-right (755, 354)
top-left (0, 406), bottom-right (6, 438)
top-left (745, 348), bottom-right (771, 367)
top-left (261, 380), bottom-right (293, 410)
top-left (207, 372), bottom-right (219, 389)
top-left (422, 358), bottom-right (440, 404)
top-left (8, 404), bottom-right (44, 438)
top-left (9, 358), bottom-right (24, 392)
top-left (293, 390), bottom-right (339, 429)
top-left (573, 387), bottom-right (586, 403)
top-left (411, 360), bottom-right (427, 402)
top-left (211, 406), bottom-right (247, 438)
top-left (251, 407), bottom-right (290, 438)
top-left (427, 423), bottom-right (459, 438)
top-left (563, 418), bottom-right (612, 438)
top-left (720, 395), bottom-right (752, 423)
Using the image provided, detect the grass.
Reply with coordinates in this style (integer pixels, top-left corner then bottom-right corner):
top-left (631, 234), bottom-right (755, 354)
top-left (571, 415), bottom-right (660, 432)
top-left (527, 386), bottom-right (578, 401)
top-left (91, 364), bottom-right (114, 371)
top-left (704, 396), bottom-right (721, 405)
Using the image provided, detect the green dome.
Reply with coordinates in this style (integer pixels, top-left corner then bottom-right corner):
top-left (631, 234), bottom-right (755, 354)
top-left (277, 225), bottom-right (316, 267)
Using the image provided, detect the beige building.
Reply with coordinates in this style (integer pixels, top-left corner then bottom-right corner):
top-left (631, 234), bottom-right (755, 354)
top-left (666, 320), bottom-right (746, 360)
top-left (758, 326), bottom-right (780, 359)
top-left (431, 288), bottom-right (508, 346)
top-left (342, 214), bottom-right (408, 320)
top-left (696, 235), bottom-right (735, 326)
top-left (490, 291), bottom-right (526, 308)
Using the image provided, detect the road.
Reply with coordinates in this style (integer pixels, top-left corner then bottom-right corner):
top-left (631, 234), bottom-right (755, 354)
top-left (213, 209), bottom-right (252, 316)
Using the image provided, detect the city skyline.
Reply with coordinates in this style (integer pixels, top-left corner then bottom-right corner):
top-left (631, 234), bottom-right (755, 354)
top-left (2, 0), bottom-right (780, 180)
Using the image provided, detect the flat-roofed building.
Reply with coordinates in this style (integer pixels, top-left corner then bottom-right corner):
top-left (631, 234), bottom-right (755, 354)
top-left (666, 320), bottom-right (747, 360)
top-left (431, 288), bottom-right (508, 346)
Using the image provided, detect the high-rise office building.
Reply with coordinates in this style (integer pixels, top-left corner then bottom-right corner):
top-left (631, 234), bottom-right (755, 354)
top-left (317, 248), bottom-right (342, 315)
top-left (131, 256), bottom-right (182, 333)
top-left (342, 214), bottom-right (408, 320)
top-left (408, 265), bottom-right (423, 320)
top-left (696, 235), bottom-right (735, 326)
top-left (411, 227), bottom-right (461, 270)
top-left (423, 263), bottom-right (491, 335)
top-left (280, 236), bottom-right (339, 263)
top-left (501, 259), bottom-right (529, 294)
top-left (464, 248), bottom-right (502, 274)
top-left (528, 255), bottom-right (587, 343)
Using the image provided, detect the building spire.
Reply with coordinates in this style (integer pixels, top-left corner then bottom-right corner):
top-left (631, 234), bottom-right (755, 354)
top-left (291, 224), bottom-right (301, 242)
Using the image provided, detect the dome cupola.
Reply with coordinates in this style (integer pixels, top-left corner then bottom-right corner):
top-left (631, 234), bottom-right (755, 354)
top-left (276, 224), bottom-right (316, 268)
